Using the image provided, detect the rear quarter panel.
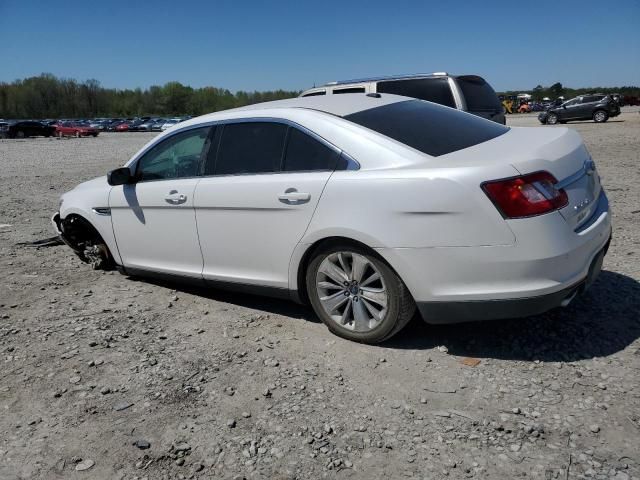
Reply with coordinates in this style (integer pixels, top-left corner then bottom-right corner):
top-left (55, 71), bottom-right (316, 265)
top-left (301, 165), bottom-right (518, 249)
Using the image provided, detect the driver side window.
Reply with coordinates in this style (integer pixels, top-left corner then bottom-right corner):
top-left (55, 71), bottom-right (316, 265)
top-left (136, 127), bottom-right (211, 181)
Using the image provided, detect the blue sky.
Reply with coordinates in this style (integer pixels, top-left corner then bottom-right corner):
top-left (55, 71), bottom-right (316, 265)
top-left (1, 0), bottom-right (638, 92)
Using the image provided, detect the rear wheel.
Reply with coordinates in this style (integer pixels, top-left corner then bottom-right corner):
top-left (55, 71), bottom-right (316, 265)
top-left (593, 110), bottom-right (608, 123)
top-left (306, 244), bottom-right (415, 344)
top-left (546, 113), bottom-right (559, 125)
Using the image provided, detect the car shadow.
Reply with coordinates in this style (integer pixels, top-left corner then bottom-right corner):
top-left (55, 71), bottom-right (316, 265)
top-left (134, 270), bottom-right (639, 362)
top-left (133, 276), bottom-right (319, 323)
top-left (385, 270), bottom-right (640, 362)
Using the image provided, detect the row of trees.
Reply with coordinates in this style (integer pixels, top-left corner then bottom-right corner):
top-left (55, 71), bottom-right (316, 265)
top-left (0, 74), bottom-right (300, 119)
top-left (2, 75), bottom-right (639, 119)
top-left (498, 82), bottom-right (640, 101)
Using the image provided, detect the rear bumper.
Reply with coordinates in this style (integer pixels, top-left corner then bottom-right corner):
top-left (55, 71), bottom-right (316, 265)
top-left (378, 191), bottom-right (612, 324)
top-left (417, 236), bottom-right (609, 324)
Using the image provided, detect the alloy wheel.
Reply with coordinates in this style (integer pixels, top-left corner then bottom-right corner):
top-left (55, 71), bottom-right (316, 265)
top-left (315, 252), bottom-right (388, 332)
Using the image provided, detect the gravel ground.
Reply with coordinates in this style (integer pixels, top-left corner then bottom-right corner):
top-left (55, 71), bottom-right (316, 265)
top-left (0, 109), bottom-right (639, 480)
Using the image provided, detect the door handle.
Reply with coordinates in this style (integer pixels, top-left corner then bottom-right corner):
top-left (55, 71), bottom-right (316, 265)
top-left (165, 191), bottom-right (187, 204)
top-left (278, 189), bottom-right (311, 204)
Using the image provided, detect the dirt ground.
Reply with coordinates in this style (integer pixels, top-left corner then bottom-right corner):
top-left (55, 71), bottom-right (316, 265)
top-left (1, 109), bottom-right (639, 480)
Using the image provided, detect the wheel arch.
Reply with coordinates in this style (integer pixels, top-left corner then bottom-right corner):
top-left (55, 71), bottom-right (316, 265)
top-left (58, 206), bottom-right (122, 265)
top-left (291, 235), bottom-right (400, 305)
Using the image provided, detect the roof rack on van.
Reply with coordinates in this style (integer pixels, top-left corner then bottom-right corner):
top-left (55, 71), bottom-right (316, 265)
top-left (325, 72), bottom-right (450, 86)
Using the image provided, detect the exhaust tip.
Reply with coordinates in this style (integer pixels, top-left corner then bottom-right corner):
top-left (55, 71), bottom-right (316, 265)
top-left (560, 289), bottom-right (579, 307)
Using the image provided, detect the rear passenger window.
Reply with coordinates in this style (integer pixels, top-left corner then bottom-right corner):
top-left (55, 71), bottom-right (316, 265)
top-left (284, 128), bottom-right (338, 172)
top-left (333, 87), bottom-right (365, 94)
top-left (377, 78), bottom-right (456, 108)
top-left (215, 122), bottom-right (287, 175)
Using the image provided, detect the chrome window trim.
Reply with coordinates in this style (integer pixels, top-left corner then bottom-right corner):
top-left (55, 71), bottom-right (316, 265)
top-left (126, 117), bottom-right (360, 175)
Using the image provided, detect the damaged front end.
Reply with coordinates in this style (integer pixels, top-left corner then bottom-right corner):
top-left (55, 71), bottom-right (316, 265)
top-left (52, 212), bottom-right (113, 270)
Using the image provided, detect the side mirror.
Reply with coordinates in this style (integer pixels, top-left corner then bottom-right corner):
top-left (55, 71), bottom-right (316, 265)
top-left (107, 167), bottom-right (134, 186)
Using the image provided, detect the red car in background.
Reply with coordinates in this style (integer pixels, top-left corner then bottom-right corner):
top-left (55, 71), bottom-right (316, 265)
top-left (115, 122), bottom-right (130, 132)
top-left (55, 122), bottom-right (99, 138)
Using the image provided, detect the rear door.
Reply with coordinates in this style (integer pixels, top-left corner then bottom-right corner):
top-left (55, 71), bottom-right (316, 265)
top-left (194, 121), bottom-right (338, 289)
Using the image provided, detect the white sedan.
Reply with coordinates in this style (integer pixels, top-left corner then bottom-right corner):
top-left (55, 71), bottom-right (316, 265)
top-left (53, 94), bottom-right (611, 343)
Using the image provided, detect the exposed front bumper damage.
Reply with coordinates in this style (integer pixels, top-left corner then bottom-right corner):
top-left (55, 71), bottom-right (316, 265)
top-left (51, 212), bottom-right (88, 256)
top-left (51, 212), bottom-right (77, 252)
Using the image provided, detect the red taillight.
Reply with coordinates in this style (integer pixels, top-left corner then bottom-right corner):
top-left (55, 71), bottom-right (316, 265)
top-left (482, 171), bottom-right (568, 219)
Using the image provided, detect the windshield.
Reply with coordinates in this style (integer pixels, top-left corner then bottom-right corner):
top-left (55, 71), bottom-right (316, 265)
top-left (343, 99), bottom-right (509, 157)
top-left (456, 75), bottom-right (502, 112)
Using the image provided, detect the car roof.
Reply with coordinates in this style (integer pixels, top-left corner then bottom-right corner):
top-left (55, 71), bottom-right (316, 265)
top-left (229, 93), bottom-right (408, 118)
top-left (323, 72), bottom-right (451, 86)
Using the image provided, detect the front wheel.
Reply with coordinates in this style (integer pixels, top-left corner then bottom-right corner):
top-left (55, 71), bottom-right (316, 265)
top-left (16, 130), bottom-right (25, 138)
top-left (306, 245), bottom-right (415, 344)
top-left (593, 110), bottom-right (608, 123)
top-left (546, 113), bottom-right (559, 125)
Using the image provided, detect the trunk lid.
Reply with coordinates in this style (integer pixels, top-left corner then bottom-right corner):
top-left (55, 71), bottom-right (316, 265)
top-left (440, 126), bottom-right (601, 230)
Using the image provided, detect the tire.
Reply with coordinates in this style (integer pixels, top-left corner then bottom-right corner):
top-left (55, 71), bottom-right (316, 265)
top-left (75, 131), bottom-right (81, 138)
top-left (546, 113), bottom-right (559, 125)
top-left (593, 110), bottom-right (608, 123)
top-left (57, 131), bottom-right (63, 138)
top-left (16, 130), bottom-right (25, 139)
top-left (92, 133), bottom-right (98, 137)
top-left (306, 244), bottom-right (415, 344)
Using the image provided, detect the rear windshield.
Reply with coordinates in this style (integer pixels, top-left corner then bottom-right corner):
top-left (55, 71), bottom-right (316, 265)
top-left (456, 75), bottom-right (502, 112)
top-left (343, 99), bottom-right (508, 157)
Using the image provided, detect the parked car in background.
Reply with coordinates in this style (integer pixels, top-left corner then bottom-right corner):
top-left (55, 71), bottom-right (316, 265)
top-left (300, 72), bottom-right (506, 124)
top-left (126, 119), bottom-right (147, 132)
top-left (151, 119), bottom-right (167, 131)
top-left (53, 93), bottom-right (610, 343)
top-left (1, 120), bottom-right (56, 138)
top-left (55, 122), bottom-right (99, 137)
top-left (107, 120), bottom-right (126, 131)
top-left (538, 94), bottom-right (621, 125)
top-left (137, 118), bottom-right (165, 131)
top-left (89, 120), bottom-right (110, 131)
top-left (115, 122), bottom-right (131, 132)
top-left (160, 118), bottom-right (180, 131)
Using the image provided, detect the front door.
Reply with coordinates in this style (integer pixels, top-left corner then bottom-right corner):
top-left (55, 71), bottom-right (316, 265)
top-left (110, 126), bottom-right (212, 277)
top-left (195, 121), bottom-right (339, 289)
